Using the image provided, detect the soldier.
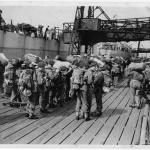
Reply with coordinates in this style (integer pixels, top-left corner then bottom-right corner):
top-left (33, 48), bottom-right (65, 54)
top-left (45, 65), bottom-right (57, 108)
top-left (111, 63), bottom-right (120, 87)
top-left (36, 62), bottom-right (50, 113)
top-left (82, 66), bottom-right (95, 121)
top-left (0, 61), bottom-right (5, 94)
top-left (128, 70), bottom-right (144, 109)
top-left (70, 66), bottom-right (85, 120)
top-left (9, 58), bottom-right (21, 103)
top-left (1, 62), bottom-right (13, 98)
top-left (54, 67), bottom-right (66, 107)
top-left (93, 66), bottom-right (104, 116)
top-left (19, 63), bottom-right (38, 119)
top-left (61, 66), bottom-right (73, 102)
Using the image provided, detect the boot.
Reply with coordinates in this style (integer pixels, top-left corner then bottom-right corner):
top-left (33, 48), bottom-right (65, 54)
top-left (135, 95), bottom-right (140, 109)
top-left (75, 112), bottom-right (80, 120)
top-left (28, 114), bottom-right (39, 119)
top-left (80, 110), bottom-right (84, 119)
top-left (84, 112), bottom-right (90, 121)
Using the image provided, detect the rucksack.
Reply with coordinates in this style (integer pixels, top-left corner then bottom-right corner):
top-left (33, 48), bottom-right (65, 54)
top-left (7, 69), bottom-right (15, 81)
top-left (18, 69), bottom-right (33, 97)
top-left (36, 69), bottom-right (46, 85)
top-left (143, 69), bottom-right (150, 81)
top-left (72, 68), bottom-right (84, 85)
top-left (111, 65), bottom-right (120, 74)
top-left (19, 69), bottom-right (33, 88)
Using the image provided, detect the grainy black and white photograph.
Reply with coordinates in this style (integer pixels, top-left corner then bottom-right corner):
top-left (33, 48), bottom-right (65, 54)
top-left (0, 0), bottom-right (150, 148)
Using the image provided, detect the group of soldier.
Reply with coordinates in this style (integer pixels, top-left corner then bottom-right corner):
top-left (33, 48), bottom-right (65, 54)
top-left (0, 54), bottom-right (130, 120)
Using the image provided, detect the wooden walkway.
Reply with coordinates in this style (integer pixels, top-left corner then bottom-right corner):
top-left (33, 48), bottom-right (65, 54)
top-left (0, 80), bottom-right (145, 145)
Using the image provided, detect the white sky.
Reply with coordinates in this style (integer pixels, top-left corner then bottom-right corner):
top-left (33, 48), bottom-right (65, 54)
top-left (1, 0), bottom-right (150, 49)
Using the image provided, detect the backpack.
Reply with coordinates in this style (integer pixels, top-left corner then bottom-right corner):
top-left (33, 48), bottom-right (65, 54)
top-left (143, 69), bottom-right (150, 81)
top-left (19, 69), bottom-right (33, 88)
top-left (36, 69), bottom-right (46, 85)
top-left (19, 69), bottom-right (33, 97)
top-left (111, 65), bottom-right (120, 74)
top-left (7, 69), bottom-right (15, 81)
top-left (72, 68), bottom-right (84, 85)
top-left (84, 69), bottom-right (94, 85)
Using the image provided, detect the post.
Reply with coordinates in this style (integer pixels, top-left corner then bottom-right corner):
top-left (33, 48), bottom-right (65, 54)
top-left (1, 30), bottom-right (5, 52)
top-left (43, 38), bottom-right (46, 59)
top-left (22, 35), bottom-right (26, 57)
top-left (137, 41), bottom-right (140, 57)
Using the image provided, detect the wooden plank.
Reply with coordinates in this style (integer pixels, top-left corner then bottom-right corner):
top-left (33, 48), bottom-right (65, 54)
top-left (62, 87), bottom-right (126, 144)
top-left (74, 88), bottom-right (129, 145)
top-left (104, 91), bottom-right (132, 145)
top-left (30, 90), bottom-right (115, 144)
top-left (0, 79), bottom-right (126, 144)
top-left (0, 106), bottom-right (40, 133)
top-left (42, 97), bottom-right (101, 144)
top-left (0, 109), bottom-right (25, 125)
top-left (0, 115), bottom-right (28, 133)
top-left (132, 106), bottom-right (144, 145)
top-left (89, 88), bottom-right (129, 145)
top-left (43, 91), bottom-right (118, 144)
top-left (14, 109), bottom-right (76, 144)
top-left (1, 101), bottom-right (76, 144)
top-left (13, 84), bottom-right (116, 144)
top-left (117, 102), bottom-right (141, 145)
top-left (0, 107), bottom-right (14, 115)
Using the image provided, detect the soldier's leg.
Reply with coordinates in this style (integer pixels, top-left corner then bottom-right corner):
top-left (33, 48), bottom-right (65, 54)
top-left (44, 89), bottom-right (50, 108)
top-left (95, 88), bottom-right (103, 116)
top-left (87, 86), bottom-right (93, 117)
top-left (26, 93), bottom-right (39, 119)
top-left (26, 96), bottom-right (34, 116)
top-left (39, 92), bottom-right (46, 111)
top-left (0, 73), bottom-right (4, 94)
top-left (135, 89), bottom-right (141, 108)
top-left (82, 88), bottom-right (90, 121)
top-left (56, 85), bottom-right (65, 107)
top-left (10, 83), bottom-right (19, 102)
top-left (49, 88), bottom-right (57, 108)
top-left (129, 81), bottom-right (136, 107)
top-left (65, 78), bottom-right (71, 102)
top-left (75, 90), bottom-right (82, 120)
top-left (114, 75), bottom-right (118, 87)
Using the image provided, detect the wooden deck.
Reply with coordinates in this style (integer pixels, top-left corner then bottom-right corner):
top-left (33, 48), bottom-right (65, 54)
top-left (0, 80), bottom-right (145, 145)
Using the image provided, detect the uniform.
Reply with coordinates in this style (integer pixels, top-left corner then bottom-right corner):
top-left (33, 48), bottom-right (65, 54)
top-left (36, 63), bottom-right (49, 113)
top-left (9, 64), bottom-right (21, 103)
top-left (19, 67), bottom-right (38, 118)
top-left (128, 70), bottom-right (144, 108)
top-left (70, 68), bottom-right (85, 120)
top-left (45, 66), bottom-right (57, 108)
top-left (111, 64), bottom-right (120, 87)
top-left (93, 70), bottom-right (104, 116)
top-left (55, 70), bottom-right (66, 107)
top-left (82, 68), bottom-right (94, 121)
top-left (0, 63), bottom-right (5, 94)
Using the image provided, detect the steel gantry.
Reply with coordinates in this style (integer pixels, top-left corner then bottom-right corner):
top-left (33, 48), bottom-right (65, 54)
top-left (63, 6), bottom-right (150, 55)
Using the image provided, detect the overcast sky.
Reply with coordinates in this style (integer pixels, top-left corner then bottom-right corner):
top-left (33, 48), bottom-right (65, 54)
top-left (1, 1), bottom-right (150, 49)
